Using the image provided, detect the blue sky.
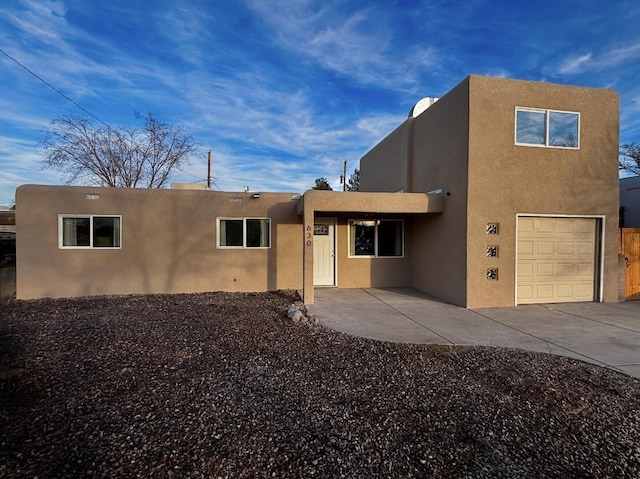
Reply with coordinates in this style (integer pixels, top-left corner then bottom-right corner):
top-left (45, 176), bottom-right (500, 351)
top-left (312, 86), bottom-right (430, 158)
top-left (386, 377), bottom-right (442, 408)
top-left (1, 0), bottom-right (640, 207)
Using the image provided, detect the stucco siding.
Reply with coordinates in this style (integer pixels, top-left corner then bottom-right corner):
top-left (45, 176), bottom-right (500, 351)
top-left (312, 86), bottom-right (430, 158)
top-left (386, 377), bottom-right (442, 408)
top-left (406, 77), bottom-right (471, 306)
top-left (16, 186), bottom-right (303, 299)
top-left (360, 122), bottom-right (409, 192)
top-left (465, 75), bottom-right (620, 307)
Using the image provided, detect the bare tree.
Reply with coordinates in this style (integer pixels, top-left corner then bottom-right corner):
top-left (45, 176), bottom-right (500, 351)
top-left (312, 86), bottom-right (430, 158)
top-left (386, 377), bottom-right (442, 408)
top-left (312, 177), bottom-right (333, 190)
top-left (42, 112), bottom-right (199, 188)
top-left (620, 143), bottom-right (640, 176)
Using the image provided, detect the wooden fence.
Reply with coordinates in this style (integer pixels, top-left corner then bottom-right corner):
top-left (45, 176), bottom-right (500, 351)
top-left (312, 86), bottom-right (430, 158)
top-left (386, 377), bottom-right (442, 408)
top-left (619, 228), bottom-right (640, 301)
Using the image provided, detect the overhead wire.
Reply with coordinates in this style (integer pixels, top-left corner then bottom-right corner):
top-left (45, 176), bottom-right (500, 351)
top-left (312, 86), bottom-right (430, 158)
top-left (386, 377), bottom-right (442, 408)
top-left (0, 46), bottom-right (112, 130)
top-left (2, 46), bottom-right (212, 186)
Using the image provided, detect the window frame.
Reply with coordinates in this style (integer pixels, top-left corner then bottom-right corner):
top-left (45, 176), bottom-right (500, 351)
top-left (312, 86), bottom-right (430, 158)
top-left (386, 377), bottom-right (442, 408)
top-left (515, 107), bottom-right (580, 149)
top-left (348, 219), bottom-right (404, 258)
top-left (216, 217), bottom-right (271, 249)
top-left (58, 214), bottom-right (122, 249)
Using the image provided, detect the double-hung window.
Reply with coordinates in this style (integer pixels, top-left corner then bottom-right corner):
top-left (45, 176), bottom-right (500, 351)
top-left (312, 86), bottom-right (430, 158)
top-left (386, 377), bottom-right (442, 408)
top-left (515, 108), bottom-right (579, 148)
top-left (218, 218), bottom-right (270, 248)
top-left (59, 215), bottom-right (121, 248)
top-left (349, 219), bottom-right (403, 257)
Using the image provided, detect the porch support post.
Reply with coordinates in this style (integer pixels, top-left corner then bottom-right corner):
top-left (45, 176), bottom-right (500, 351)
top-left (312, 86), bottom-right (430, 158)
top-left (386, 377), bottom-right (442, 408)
top-left (302, 205), bottom-right (315, 304)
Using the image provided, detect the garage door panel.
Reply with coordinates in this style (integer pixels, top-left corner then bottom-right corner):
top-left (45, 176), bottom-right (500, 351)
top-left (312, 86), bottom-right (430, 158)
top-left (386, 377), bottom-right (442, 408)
top-left (519, 218), bottom-right (535, 233)
top-left (576, 283), bottom-right (595, 299)
top-left (576, 263), bottom-right (594, 277)
top-left (576, 241), bottom-right (594, 255)
top-left (517, 262), bottom-right (533, 278)
top-left (536, 285), bottom-right (554, 299)
top-left (536, 241), bottom-right (554, 255)
top-left (576, 221), bottom-right (596, 234)
top-left (556, 221), bottom-right (576, 234)
top-left (537, 220), bottom-right (555, 234)
top-left (536, 263), bottom-right (554, 277)
top-left (518, 285), bottom-right (534, 303)
top-left (557, 242), bottom-right (575, 255)
top-left (556, 284), bottom-right (576, 298)
top-left (517, 217), bottom-right (597, 304)
top-left (556, 263), bottom-right (574, 276)
top-left (518, 240), bottom-right (534, 256)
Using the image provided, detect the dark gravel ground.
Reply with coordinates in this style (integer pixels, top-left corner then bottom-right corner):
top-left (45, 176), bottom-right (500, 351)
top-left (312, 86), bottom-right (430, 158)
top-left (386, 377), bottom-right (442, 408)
top-left (1, 290), bottom-right (639, 478)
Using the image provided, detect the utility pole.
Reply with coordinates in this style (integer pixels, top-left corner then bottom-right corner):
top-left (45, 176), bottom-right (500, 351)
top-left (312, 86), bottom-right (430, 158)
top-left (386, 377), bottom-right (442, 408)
top-left (343, 160), bottom-right (347, 192)
top-left (207, 151), bottom-right (211, 189)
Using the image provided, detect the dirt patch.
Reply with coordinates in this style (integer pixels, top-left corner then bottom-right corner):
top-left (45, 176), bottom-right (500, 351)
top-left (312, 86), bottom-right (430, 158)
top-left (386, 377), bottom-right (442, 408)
top-left (1, 291), bottom-right (639, 478)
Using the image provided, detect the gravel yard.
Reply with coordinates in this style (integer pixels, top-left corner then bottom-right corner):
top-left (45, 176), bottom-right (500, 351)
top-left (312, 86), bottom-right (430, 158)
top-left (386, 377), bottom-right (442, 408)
top-left (1, 290), bottom-right (639, 478)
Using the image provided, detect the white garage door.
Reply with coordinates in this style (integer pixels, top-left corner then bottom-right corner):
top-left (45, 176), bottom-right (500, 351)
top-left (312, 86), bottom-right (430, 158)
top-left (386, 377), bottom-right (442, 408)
top-left (517, 217), bottom-right (597, 304)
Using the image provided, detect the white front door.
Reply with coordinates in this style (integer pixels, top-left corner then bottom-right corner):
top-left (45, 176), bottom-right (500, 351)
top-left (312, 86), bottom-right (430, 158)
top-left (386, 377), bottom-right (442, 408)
top-left (313, 219), bottom-right (335, 286)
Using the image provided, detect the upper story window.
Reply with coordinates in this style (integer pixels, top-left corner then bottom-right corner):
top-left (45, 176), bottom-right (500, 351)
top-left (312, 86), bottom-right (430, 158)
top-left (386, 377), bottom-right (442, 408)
top-left (515, 108), bottom-right (580, 149)
top-left (217, 218), bottom-right (270, 248)
top-left (59, 215), bottom-right (121, 249)
top-left (348, 219), bottom-right (403, 258)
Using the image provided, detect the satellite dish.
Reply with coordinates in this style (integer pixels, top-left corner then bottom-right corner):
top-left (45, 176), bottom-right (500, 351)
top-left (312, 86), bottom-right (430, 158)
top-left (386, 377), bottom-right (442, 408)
top-left (409, 97), bottom-right (438, 118)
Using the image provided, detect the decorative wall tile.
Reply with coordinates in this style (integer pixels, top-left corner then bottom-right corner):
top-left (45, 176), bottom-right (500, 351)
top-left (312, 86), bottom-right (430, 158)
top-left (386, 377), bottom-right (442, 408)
top-left (486, 245), bottom-right (498, 257)
top-left (486, 268), bottom-right (498, 280)
top-left (486, 223), bottom-right (499, 235)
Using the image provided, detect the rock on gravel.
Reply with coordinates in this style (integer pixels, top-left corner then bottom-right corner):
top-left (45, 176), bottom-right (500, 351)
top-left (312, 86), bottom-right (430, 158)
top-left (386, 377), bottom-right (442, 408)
top-left (1, 290), bottom-right (639, 478)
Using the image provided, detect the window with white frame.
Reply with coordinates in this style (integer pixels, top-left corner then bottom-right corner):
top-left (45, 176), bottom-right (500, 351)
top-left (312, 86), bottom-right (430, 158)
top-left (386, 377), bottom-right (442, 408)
top-left (59, 215), bottom-right (121, 248)
top-left (515, 108), bottom-right (579, 148)
top-left (349, 219), bottom-right (403, 257)
top-left (218, 218), bottom-right (270, 248)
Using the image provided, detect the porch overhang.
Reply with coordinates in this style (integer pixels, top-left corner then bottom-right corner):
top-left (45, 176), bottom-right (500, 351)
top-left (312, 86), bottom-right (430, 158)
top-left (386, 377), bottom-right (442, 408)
top-left (299, 190), bottom-right (443, 305)
top-left (296, 190), bottom-right (443, 215)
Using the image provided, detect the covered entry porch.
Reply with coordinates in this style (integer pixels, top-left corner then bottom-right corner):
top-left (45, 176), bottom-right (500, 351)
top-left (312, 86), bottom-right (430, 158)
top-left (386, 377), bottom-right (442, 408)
top-left (297, 190), bottom-right (444, 304)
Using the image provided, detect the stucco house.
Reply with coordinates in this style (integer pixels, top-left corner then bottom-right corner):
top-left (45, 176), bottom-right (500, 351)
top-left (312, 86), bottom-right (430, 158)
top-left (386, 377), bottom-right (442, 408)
top-left (15, 75), bottom-right (620, 308)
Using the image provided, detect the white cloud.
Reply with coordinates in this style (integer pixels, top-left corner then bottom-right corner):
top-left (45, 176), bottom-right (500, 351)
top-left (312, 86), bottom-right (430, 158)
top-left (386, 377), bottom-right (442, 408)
top-left (2, 4), bottom-right (107, 98)
top-left (0, 135), bottom-right (67, 204)
top-left (356, 114), bottom-right (406, 146)
top-left (600, 42), bottom-right (640, 68)
top-left (556, 42), bottom-right (640, 76)
top-left (558, 53), bottom-right (592, 75)
top-left (245, 0), bottom-right (437, 90)
top-left (483, 68), bottom-right (511, 79)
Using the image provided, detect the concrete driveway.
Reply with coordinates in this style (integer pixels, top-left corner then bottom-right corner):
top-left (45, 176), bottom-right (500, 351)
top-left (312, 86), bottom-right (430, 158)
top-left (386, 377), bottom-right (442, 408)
top-left (311, 287), bottom-right (640, 379)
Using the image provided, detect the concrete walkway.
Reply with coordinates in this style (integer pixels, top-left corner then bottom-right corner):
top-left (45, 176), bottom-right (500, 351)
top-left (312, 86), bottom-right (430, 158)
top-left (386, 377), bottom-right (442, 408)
top-left (311, 287), bottom-right (640, 379)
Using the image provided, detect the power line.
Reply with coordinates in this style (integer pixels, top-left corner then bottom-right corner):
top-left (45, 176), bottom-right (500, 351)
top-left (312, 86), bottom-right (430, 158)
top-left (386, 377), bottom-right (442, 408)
top-left (0, 46), bottom-right (111, 129)
top-left (174, 166), bottom-right (221, 190)
top-left (1, 47), bottom-right (215, 188)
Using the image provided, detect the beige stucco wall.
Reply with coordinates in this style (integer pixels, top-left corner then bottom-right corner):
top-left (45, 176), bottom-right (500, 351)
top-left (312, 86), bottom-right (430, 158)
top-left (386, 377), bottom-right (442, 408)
top-left (16, 185), bottom-right (303, 299)
top-left (360, 75), bottom-right (620, 308)
top-left (360, 123), bottom-right (410, 192)
top-left (360, 78), bottom-right (471, 306)
top-left (407, 78), bottom-right (471, 306)
top-left (465, 75), bottom-right (620, 307)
